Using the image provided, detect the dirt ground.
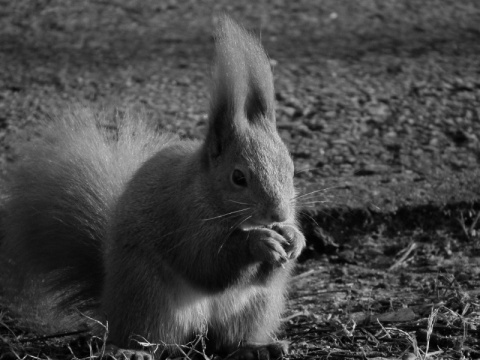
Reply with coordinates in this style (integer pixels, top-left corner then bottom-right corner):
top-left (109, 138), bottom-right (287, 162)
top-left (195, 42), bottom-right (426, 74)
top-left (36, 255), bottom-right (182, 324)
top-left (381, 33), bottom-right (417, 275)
top-left (0, 0), bottom-right (479, 359)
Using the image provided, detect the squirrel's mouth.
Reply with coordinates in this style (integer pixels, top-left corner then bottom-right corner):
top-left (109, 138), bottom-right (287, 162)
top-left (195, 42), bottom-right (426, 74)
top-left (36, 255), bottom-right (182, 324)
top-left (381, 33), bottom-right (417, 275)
top-left (238, 217), bottom-right (277, 231)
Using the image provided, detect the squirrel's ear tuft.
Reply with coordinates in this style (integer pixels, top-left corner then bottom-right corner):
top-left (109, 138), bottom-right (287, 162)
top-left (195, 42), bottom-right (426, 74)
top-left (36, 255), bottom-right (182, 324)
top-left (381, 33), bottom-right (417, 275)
top-left (205, 15), bottom-right (275, 159)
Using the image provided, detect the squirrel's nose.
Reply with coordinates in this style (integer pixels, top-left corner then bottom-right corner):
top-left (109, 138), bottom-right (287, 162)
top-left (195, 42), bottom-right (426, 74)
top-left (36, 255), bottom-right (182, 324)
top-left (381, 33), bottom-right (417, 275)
top-left (268, 207), bottom-right (289, 223)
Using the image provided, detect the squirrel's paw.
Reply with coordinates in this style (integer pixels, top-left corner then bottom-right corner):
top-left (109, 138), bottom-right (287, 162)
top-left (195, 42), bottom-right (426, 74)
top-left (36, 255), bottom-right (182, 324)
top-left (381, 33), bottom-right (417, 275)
top-left (224, 341), bottom-right (288, 360)
top-left (104, 344), bottom-right (153, 360)
top-left (271, 224), bottom-right (306, 260)
top-left (248, 228), bottom-right (289, 266)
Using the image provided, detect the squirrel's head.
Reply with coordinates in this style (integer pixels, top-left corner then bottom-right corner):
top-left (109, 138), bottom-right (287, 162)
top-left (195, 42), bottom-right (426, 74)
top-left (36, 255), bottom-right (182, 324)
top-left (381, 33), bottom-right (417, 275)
top-left (201, 16), bottom-right (296, 228)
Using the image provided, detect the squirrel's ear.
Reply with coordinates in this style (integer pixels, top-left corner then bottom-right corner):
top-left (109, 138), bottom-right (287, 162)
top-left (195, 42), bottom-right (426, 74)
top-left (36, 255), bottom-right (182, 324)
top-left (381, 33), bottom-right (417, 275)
top-left (205, 16), bottom-right (276, 159)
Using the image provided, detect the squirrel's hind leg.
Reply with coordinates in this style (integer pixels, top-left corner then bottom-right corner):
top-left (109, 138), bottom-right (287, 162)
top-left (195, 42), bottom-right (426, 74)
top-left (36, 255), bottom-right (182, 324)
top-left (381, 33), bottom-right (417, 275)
top-left (209, 266), bottom-right (292, 359)
top-left (224, 341), bottom-right (288, 360)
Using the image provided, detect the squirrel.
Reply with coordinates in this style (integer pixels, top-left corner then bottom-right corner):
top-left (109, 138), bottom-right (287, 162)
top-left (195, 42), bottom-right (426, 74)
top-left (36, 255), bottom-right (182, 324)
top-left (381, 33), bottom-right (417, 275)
top-left (2, 16), bottom-right (306, 360)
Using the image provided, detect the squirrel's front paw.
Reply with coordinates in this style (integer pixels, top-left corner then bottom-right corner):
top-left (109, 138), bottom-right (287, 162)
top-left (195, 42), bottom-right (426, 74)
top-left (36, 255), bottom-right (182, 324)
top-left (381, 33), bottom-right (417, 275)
top-left (271, 224), bottom-right (306, 260)
top-left (248, 228), bottom-right (289, 266)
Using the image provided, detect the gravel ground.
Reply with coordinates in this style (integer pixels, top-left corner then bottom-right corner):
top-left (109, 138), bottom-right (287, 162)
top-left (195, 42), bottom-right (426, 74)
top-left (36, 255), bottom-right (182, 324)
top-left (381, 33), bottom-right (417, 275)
top-left (1, 1), bottom-right (480, 212)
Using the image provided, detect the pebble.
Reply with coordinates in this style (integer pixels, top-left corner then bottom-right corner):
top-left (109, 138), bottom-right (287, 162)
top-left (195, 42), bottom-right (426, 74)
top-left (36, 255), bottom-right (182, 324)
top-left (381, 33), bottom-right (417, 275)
top-left (402, 353), bottom-right (417, 360)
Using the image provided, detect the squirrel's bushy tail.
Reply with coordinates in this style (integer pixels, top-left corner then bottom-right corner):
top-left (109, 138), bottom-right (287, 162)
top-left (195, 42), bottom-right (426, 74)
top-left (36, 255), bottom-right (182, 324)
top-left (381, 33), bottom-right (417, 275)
top-left (2, 108), bottom-right (171, 310)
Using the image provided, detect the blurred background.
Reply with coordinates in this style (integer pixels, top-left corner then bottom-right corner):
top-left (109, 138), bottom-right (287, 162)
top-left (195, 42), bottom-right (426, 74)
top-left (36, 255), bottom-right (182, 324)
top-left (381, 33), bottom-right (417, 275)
top-left (1, 0), bottom-right (480, 204)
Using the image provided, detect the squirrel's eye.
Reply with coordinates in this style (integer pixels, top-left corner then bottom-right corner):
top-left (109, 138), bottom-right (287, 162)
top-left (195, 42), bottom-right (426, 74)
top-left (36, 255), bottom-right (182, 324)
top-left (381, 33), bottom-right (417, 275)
top-left (231, 169), bottom-right (247, 187)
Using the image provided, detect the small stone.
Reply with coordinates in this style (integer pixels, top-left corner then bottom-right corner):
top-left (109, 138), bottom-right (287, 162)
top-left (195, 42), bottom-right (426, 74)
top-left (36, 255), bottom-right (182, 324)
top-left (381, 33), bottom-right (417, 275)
top-left (402, 353), bottom-right (417, 360)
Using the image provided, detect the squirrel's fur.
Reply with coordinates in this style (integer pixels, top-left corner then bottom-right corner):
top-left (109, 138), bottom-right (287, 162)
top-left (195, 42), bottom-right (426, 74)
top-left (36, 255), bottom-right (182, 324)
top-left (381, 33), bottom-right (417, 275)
top-left (2, 16), bottom-right (305, 359)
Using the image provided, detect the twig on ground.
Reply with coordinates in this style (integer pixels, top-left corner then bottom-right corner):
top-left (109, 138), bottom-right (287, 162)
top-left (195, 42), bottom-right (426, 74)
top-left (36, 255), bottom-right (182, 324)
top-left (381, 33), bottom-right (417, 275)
top-left (424, 308), bottom-right (439, 359)
top-left (389, 242), bottom-right (418, 271)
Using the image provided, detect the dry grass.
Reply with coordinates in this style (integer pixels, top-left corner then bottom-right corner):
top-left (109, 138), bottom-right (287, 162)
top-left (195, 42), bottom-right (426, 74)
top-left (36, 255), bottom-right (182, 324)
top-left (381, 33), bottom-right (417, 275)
top-left (286, 261), bottom-right (480, 359)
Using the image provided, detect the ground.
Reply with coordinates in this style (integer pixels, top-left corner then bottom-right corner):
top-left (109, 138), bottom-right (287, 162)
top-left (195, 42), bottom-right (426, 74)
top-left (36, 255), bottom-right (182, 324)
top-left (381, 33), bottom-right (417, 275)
top-left (0, 0), bottom-right (479, 359)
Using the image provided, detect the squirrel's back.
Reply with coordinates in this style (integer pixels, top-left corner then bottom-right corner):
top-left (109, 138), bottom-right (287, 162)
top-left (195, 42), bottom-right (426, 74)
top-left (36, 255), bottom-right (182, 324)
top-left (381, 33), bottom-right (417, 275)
top-left (2, 108), bottom-right (174, 309)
